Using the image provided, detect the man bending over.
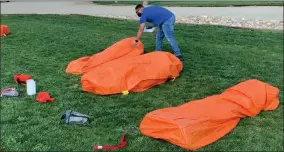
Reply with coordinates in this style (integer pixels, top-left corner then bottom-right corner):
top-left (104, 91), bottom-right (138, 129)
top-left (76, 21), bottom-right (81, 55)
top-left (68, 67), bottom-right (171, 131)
top-left (133, 4), bottom-right (184, 61)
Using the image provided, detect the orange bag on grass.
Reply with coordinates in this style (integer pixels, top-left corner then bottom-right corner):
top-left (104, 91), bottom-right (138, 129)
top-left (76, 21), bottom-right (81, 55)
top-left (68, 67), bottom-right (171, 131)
top-left (1, 25), bottom-right (10, 37)
top-left (139, 79), bottom-right (280, 150)
top-left (66, 37), bottom-right (144, 75)
top-left (81, 51), bottom-right (183, 95)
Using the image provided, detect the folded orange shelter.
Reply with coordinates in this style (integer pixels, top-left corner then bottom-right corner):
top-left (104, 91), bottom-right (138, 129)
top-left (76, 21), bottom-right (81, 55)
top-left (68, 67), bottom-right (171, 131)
top-left (81, 52), bottom-right (183, 95)
top-left (139, 79), bottom-right (280, 150)
top-left (66, 37), bottom-right (144, 75)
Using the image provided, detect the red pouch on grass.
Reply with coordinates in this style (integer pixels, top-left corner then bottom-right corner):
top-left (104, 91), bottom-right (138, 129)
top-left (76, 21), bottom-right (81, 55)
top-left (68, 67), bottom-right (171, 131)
top-left (36, 92), bottom-right (55, 103)
top-left (14, 74), bottom-right (32, 86)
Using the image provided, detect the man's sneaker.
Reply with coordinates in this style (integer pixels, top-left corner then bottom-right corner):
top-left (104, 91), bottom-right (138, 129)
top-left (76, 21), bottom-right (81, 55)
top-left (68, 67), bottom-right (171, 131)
top-left (176, 55), bottom-right (184, 62)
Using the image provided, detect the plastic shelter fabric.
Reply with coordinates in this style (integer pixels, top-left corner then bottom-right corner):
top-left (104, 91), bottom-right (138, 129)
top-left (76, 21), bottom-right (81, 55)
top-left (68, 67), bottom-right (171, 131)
top-left (139, 79), bottom-right (280, 150)
top-left (81, 52), bottom-right (183, 95)
top-left (66, 37), bottom-right (144, 75)
top-left (1, 25), bottom-right (10, 37)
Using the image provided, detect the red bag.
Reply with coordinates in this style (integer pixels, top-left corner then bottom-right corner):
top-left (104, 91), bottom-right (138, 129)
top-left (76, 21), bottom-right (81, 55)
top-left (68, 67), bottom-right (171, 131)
top-left (1, 25), bottom-right (10, 37)
top-left (14, 74), bottom-right (31, 86)
top-left (36, 92), bottom-right (55, 103)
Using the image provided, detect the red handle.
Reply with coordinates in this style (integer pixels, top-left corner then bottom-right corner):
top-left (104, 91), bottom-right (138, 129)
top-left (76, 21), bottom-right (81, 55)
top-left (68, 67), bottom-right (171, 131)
top-left (93, 134), bottom-right (127, 151)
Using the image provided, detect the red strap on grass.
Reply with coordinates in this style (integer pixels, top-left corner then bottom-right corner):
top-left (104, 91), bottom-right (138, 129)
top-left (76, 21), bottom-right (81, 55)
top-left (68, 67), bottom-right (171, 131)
top-left (93, 134), bottom-right (127, 151)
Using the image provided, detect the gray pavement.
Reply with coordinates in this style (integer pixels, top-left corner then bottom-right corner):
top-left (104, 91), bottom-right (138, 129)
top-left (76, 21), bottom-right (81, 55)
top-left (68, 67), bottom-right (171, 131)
top-left (1, 1), bottom-right (283, 21)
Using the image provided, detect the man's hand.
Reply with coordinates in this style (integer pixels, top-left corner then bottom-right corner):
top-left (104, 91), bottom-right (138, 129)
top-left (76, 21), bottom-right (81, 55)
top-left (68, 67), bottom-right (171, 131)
top-left (132, 23), bottom-right (145, 48)
top-left (131, 40), bottom-right (138, 48)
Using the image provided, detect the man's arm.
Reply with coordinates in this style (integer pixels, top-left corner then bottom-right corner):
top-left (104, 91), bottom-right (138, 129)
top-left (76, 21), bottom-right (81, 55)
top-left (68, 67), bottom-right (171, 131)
top-left (136, 23), bottom-right (145, 41)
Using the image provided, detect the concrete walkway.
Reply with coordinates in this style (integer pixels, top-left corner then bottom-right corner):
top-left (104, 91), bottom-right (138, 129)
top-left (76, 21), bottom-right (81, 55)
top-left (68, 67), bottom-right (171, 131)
top-left (1, 1), bottom-right (283, 21)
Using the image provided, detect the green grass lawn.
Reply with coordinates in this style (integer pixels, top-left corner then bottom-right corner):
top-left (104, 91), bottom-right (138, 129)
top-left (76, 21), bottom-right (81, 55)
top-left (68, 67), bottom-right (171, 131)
top-left (1, 14), bottom-right (283, 151)
top-left (93, 1), bottom-right (284, 7)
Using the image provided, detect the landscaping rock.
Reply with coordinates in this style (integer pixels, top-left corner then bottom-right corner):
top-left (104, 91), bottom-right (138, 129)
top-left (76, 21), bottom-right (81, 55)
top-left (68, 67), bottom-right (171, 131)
top-left (97, 14), bottom-right (283, 30)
